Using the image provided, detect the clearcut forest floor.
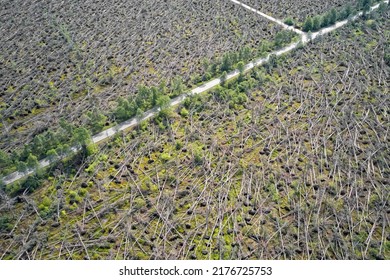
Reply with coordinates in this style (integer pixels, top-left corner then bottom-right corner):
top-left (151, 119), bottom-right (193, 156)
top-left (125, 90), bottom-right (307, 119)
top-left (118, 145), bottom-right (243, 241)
top-left (0, 7), bottom-right (388, 260)
top-left (0, 0), bottom-right (289, 152)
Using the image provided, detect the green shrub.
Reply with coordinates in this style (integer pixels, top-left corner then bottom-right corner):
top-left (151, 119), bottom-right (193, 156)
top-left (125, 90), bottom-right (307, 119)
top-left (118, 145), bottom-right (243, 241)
top-left (133, 197), bottom-right (146, 209)
top-left (160, 153), bottom-right (171, 162)
top-left (284, 17), bottom-right (294, 26)
top-left (38, 196), bottom-right (53, 217)
top-left (0, 216), bottom-right (12, 233)
top-left (68, 190), bottom-right (81, 204)
top-left (175, 141), bottom-right (183, 151)
top-left (194, 152), bottom-right (203, 166)
top-left (180, 107), bottom-right (189, 118)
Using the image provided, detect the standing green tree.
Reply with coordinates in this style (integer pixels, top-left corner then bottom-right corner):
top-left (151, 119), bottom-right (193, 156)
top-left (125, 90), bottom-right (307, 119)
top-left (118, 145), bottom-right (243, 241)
top-left (46, 130), bottom-right (59, 149)
top-left (220, 53), bottom-right (232, 72)
top-left (237, 61), bottom-right (245, 74)
top-left (230, 52), bottom-right (239, 66)
top-left (360, 0), bottom-right (373, 18)
top-left (284, 17), bottom-right (294, 26)
top-left (312, 16), bottom-right (321, 31)
top-left (359, 0), bottom-right (372, 12)
top-left (329, 8), bottom-right (337, 25)
top-left (378, 2), bottom-right (387, 13)
top-left (321, 13), bottom-right (330, 28)
top-left (265, 54), bottom-right (278, 74)
top-left (339, 4), bottom-right (353, 20)
top-left (31, 135), bottom-right (45, 158)
top-left (220, 71), bottom-right (228, 86)
top-left (26, 153), bottom-right (39, 169)
top-left (257, 41), bottom-right (268, 56)
top-left (237, 61), bottom-right (245, 82)
top-left (201, 58), bottom-right (210, 72)
top-left (274, 30), bottom-right (289, 47)
top-left (156, 95), bottom-right (170, 109)
top-left (86, 109), bottom-right (107, 134)
top-left (239, 46), bottom-right (252, 62)
top-left (19, 145), bottom-right (32, 163)
top-left (0, 150), bottom-right (11, 170)
top-left (136, 85), bottom-right (152, 111)
top-left (72, 127), bottom-right (91, 149)
top-left (156, 95), bottom-right (172, 118)
top-left (159, 80), bottom-right (168, 96)
top-left (11, 150), bottom-right (20, 164)
top-left (56, 144), bottom-right (71, 158)
top-left (136, 107), bottom-right (144, 120)
top-left (59, 118), bottom-right (75, 135)
top-left (303, 17), bottom-right (313, 32)
top-left (17, 161), bottom-right (28, 174)
top-left (150, 86), bottom-right (161, 107)
top-left (46, 149), bottom-right (58, 163)
top-left (115, 98), bottom-right (134, 121)
top-left (171, 77), bottom-right (185, 97)
top-left (345, 4), bottom-right (353, 17)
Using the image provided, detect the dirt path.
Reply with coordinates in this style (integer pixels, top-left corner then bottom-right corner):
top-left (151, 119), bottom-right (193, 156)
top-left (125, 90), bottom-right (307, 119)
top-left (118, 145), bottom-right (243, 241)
top-left (229, 0), bottom-right (305, 35)
top-left (2, 1), bottom-right (388, 186)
